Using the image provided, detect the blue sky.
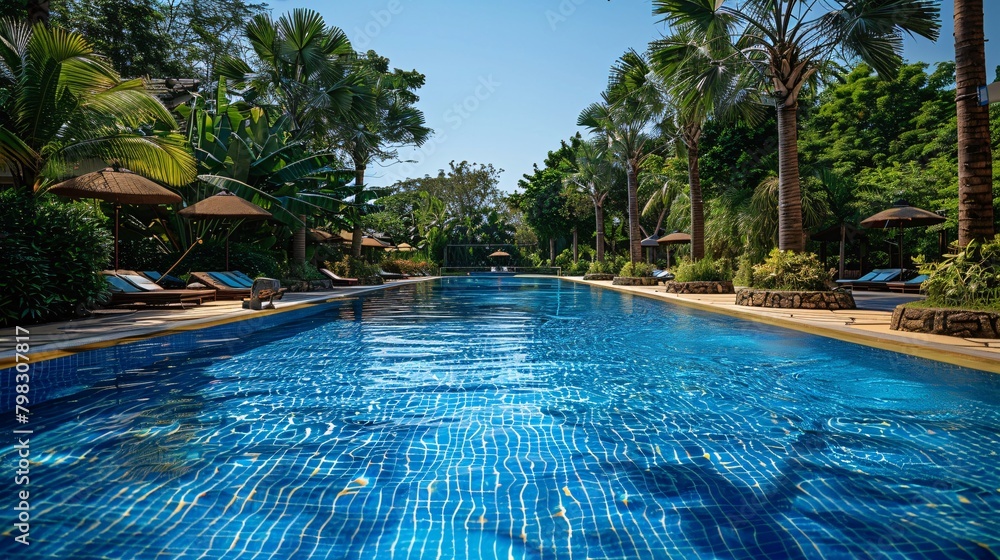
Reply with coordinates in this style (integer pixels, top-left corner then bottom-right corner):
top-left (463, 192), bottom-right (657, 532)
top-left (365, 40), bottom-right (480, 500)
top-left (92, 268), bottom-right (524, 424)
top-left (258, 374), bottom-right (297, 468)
top-left (274, 1), bottom-right (998, 192)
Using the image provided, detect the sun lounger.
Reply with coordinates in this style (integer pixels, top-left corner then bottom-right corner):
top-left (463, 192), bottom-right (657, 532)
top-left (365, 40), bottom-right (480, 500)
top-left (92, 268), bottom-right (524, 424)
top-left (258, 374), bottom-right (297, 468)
top-left (887, 274), bottom-right (928, 294)
top-left (189, 271), bottom-right (252, 300)
top-left (378, 268), bottom-right (408, 280)
top-left (103, 272), bottom-right (216, 306)
top-left (841, 269), bottom-right (902, 291)
top-left (319, 268), bottom-right (359, 286)
top-left (140, 270), bottom-right (186, 289)
top-left (653, 269), bottom-right (675, 281)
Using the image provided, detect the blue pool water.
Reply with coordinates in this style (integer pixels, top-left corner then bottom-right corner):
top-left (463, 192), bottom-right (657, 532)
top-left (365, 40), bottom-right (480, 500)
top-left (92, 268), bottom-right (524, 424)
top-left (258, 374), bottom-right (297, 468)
top-left (2, 277), bottom-right (1000, 559)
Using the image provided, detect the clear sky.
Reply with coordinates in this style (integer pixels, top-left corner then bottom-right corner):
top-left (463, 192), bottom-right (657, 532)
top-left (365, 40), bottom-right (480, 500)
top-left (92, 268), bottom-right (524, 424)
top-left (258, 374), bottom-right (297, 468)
top-left (273, 0), bottom-right (999, 193)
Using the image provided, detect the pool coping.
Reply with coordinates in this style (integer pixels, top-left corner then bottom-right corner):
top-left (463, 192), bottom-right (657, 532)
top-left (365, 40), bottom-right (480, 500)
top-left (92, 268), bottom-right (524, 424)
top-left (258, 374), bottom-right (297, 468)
top-left (564, 277), bottom-right (1000, 374)
top-left (0, 278), bottom-right (436, 370)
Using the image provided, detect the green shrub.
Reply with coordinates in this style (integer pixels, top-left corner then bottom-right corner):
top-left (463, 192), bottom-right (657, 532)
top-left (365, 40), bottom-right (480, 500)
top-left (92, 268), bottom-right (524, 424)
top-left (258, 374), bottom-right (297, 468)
top-left (382, 258), bottom-right (431, 275)
top-left (748, 249), bottom-right (831, 291)
top-left (618, 261), bottom-right (655, 277)
top-left (0, 191), bottom-right (113, 325)
top-left (918, 235), bottom-right (1000, 310)
top-left (156, 241), bottom-right (281, 278)
top-left (555, 248), bottom-right (592, 276)
top-left (326, 256), bottom-right (382, 283)
top-left (284, 262), bottom-right (324, 282)
top-left (586, 260), bottom-right (615, 275)
top-left (734, 254), bottom-right (757, 287)
top-left (673, 256), bottom-right (732, 282)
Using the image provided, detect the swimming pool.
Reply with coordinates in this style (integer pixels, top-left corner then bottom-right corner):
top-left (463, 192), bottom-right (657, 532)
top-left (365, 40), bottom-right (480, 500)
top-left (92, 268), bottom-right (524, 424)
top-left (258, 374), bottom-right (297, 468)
top-left (2, 277), bottom-right (999, 559)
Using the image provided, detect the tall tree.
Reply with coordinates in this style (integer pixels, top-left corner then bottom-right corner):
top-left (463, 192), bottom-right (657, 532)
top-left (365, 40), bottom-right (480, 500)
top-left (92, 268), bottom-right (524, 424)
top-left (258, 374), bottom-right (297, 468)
top-left (579, 50), bottom-right (665, 263)
top-left (217, 8), bottom-right (361, 136)
top-left (565, 139), bottom-right (618, 262)
top-left (53, 0), bottom-right (184, 78)
top-left (331, 51), bottom-right (431, 257)
top-left (0, 19), bottom-right (195, 192)
top-left (158, 0), bottom-right (269, 83)
top-left (655, 0), bottom-right (940, 252)
top-left (954, 0), bottom-right (994, 246)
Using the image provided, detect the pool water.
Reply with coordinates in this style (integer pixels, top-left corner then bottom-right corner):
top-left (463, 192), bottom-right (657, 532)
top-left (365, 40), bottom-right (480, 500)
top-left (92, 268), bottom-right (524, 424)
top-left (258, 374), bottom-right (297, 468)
top-left (2, 277), bottom-right (999, 559)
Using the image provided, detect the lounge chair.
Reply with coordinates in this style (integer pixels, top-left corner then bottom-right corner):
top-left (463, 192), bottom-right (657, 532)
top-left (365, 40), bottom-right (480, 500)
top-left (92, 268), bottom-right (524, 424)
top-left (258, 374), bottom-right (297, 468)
top-left (378, 268), bottom-right (408, 280)
top-left (887, 274), bottom-right (928, 294)
top-left (140, 271), bottom-right (186, 289)
top-left (103, 272), bottom-right (216, 306)
top-left (319, 268), bottom-right (359, 286)
top-left (653, 269), bottom-right (675, 281)
top-left (841, 269), bottom-right (902, 291)
top-left (189, 271), bottom-right (252, 300)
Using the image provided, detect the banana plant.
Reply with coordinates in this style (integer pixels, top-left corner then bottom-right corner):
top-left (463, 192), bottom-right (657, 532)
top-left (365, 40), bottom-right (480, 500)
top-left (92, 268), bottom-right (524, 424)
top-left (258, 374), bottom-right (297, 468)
top-left (155, 79), bottom-right (353, 250)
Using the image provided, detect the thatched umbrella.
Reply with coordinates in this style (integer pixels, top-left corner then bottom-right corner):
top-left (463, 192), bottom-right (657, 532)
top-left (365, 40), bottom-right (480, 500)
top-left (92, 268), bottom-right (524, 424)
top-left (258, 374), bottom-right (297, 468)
top-left (860, 200), bottom-right (945, 279)
top-left (177, 191), bottom-right (271, 270)
top-left (657, 231), bottom-right (691, 269)
top-left (488, 250), bottom-right (510, 258)
top-left (394, 242), bottom-right (416, 252)
top-left (361, 236), bottom-right (389, 248)
top-left (641, 234), bottom-right (661, 263)
top-left (48, 168), bottom-right (181, 270)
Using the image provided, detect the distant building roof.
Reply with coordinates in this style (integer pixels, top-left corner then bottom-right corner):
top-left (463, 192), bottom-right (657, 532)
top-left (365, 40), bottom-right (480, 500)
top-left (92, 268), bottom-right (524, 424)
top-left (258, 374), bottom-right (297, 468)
top-left (145, 78), bottom-right (200, 109)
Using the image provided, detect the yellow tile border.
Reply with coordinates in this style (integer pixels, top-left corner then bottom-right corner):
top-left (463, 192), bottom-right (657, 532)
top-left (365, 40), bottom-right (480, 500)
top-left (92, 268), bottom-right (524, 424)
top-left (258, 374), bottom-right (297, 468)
top-left (564, 277), bottom-right (1000, 375)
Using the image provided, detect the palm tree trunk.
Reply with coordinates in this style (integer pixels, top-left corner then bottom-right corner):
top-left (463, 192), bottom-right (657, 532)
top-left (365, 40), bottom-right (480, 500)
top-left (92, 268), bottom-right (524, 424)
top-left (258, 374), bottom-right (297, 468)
top-left (626, 161), bottom-right (642, 262)
top-left (351, 165), bottom-right (365, 257)
top-left (293, 214), bottom-right (306, 265)
top-left (776, 102), bottom-right (805, 252)
top-left (955, 0), bottom-right (994, 247)
top-left (572, 227), bottom-right (578, 262)
top-left (594, 201), bottom-right (605, 262)
top-left (549, 237), bottom-right (556, 266)
top-left (686, 127), bottom-right (705, 260)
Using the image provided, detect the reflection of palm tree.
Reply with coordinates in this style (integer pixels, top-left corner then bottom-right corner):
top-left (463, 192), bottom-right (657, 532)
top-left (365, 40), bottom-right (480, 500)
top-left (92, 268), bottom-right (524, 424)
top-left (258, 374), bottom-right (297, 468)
top-left (654, 0), bottom-right (940, 252)
top-left (0, 20), bottom-right (195, 192)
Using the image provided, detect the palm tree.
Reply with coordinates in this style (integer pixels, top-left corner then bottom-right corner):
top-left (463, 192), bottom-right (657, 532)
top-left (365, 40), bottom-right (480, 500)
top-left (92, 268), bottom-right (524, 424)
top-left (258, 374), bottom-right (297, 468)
top-left (565, 139), bottom-right (618, 262)
top-left (651, 29), bottom-right (761, 261)
top-left (331, 52), bottom-right (431, 257)
top-left (0, 19), bottom-right (195, 193)
top-left (654, 0), bottom-right (940, 252)
top-left (954, 0), bottom-right (994, 246)
top-left (579, 50), bottom-right (665, 263)
top-left (216, 8), bottom-right (363, 137)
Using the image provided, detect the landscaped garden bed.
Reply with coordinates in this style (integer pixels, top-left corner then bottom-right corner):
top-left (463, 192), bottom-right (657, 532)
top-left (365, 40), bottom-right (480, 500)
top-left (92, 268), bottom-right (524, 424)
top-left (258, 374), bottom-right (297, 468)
top-left (736, 288), bottom-right (856, 310)
top-left (583, 273), bottom-right (615, 281)
top-left (664, 281), bottom-right (734, 294)
top-left (891, 306), bottom-right (1000, 338)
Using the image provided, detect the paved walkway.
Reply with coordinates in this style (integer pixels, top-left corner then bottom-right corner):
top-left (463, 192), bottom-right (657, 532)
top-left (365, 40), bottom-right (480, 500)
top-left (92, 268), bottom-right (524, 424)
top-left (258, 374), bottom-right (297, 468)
top-left (3, 276), bottom-right (998, 374)
top-left (564, 279), bottom-right (1000, 374)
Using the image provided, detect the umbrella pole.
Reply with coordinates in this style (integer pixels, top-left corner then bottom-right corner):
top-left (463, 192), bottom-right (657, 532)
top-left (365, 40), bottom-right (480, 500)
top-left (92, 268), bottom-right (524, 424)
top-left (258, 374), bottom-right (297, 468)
top-left (899, 226), bottom-right (904, 280)
top-left (114, 205), bottom-right (120, 271)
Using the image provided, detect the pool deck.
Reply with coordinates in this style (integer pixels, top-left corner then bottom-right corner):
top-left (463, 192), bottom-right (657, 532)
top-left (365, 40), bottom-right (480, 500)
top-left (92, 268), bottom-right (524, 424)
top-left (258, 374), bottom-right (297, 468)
top-left (0, 278), bottom-right (436, 369)
top-left (2, 276), bottom-right (999, 374)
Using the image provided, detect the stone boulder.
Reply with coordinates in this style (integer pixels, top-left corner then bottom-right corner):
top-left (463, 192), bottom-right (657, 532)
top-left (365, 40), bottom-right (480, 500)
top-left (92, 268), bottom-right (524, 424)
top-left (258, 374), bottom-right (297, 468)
top-left (612, 276), bottom-right (659, 286)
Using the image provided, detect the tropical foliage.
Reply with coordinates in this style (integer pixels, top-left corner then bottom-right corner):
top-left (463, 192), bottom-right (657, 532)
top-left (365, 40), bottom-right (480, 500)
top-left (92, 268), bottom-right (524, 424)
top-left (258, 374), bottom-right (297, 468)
top-left (0, 18), bottom-right (195, 191)
top-left (918, 236), bottom-right (1000, 311)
